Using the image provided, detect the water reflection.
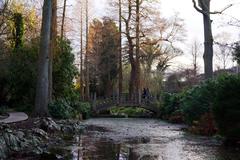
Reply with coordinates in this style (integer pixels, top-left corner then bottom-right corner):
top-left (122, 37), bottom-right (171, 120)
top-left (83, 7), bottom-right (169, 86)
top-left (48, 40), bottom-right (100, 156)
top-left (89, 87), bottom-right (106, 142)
top-left (72, 135), bottom-right (132, 160)
top-left (67, 119), bottom-right (240, 160)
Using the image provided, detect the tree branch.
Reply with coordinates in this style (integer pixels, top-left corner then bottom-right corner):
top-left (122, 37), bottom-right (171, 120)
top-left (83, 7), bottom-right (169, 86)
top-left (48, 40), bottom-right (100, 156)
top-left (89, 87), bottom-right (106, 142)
top-left (209, 4), bottom-right (233, 14)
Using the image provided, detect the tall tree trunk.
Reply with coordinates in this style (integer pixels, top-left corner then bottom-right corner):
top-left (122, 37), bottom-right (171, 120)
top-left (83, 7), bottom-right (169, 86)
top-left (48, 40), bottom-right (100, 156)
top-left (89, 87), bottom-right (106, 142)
top-left (85, 0), bottom-right (90, 100)
top-left (34, 0), bottom-right (52, 117)
top-left (135, 0), bottom-right (141, 102)
top-left (49, 0), bottom-right (57, 102)
top-left (125, 0), bottom-right (136, 99)
top-left (202, 3), bottom-right (213, 79)
top-left (193, 0), bottom-right (213, 79)
top-left (61, 0), bottom-right (67, 40)
top-left (118, 0), bottom-right (123, 98)
top-left (128, 39), bottom-right (136, 99)
top-left (80, 4), bottom-right (84, 100)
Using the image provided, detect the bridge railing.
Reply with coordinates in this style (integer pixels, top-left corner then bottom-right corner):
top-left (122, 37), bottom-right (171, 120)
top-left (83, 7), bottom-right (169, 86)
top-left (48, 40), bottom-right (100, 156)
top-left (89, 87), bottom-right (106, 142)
top-left (92, 93), bottom-right (159, 110)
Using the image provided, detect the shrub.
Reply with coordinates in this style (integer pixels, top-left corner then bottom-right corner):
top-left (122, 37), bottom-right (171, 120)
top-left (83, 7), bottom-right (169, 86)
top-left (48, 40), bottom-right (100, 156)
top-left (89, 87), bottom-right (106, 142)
top-left (213, 75), bottom-right (240, 142)
top-left (9, 45), bottom-right (38, 111)
top-left (161, 93), bottom-right (182, 118)
top-left (71, 101), bottom-right (91, 119)
top-left (110, 107), bottom-right (151, 117)
top-left (180, 80), bottom-right (217, 124)
top-left (49, 99), bottom-right (75, 119)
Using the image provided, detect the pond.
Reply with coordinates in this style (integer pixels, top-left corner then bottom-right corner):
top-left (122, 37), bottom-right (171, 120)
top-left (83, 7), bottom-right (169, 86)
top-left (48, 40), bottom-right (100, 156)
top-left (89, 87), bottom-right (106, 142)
top-left (57, 118), bottom-right (239, 160)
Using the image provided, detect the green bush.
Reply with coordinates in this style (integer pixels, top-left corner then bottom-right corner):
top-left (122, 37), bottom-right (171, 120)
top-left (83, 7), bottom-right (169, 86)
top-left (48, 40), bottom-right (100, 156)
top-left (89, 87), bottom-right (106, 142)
top-left (49, 99), bottom-right (75, 119)
top-left (49, 99), bottom-right (91, 120)
top-left (1, 37), bottom-right (79, 112)
top-left (213, 75), bottom-right (240, 142)
top-left (161, 93), bottom-right (182, 118)
top-left (180, 80), bottom-right (217, 124)
top-left (110, 107), bottom-right (151, 117)
top-left (71, 101), bottom-right (91, 119)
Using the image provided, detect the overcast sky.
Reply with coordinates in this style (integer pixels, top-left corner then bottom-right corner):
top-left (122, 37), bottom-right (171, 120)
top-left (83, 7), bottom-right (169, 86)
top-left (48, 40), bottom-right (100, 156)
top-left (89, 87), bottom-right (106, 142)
top-left (71, 0), bottom-right (240, 71)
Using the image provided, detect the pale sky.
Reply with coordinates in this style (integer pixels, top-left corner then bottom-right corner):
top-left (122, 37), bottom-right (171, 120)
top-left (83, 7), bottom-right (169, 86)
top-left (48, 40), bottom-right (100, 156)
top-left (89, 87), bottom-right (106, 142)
top-left (70, 0), bottom-right (240, 72)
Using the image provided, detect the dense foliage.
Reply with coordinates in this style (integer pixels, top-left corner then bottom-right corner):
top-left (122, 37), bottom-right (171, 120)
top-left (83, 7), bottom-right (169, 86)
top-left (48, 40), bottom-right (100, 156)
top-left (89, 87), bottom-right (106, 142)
top-left (110, 107), bottom-right (152, 117)
top-left (71, 101), bottom-right (91, 119)
top-left (180, 80), bottom-right (216, 124)
top-left (8, 44), bottom-right (38, 111)
top-left (160, 74), bottom-right (240, 140)
top-left (0, 37), bottom-right (88, 117)
top-left (49, 99), bottom-right (75, 119)
top-left (53, 38), bottom-right (79, 100)
top-left (49, 99), bottom-right (91, 119)
top-left (213, 75), bottom-right (240, 142)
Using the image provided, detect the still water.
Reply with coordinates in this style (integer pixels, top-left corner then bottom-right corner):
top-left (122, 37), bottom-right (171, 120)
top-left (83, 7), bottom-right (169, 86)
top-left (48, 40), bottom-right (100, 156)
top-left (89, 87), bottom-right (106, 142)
top-left (64, 118), bottom-right (239, 160)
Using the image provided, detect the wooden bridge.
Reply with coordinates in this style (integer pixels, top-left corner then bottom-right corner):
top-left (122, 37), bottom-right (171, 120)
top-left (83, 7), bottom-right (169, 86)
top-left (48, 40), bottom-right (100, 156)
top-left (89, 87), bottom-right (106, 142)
top-left (91, 93), bottom-right (159, 114)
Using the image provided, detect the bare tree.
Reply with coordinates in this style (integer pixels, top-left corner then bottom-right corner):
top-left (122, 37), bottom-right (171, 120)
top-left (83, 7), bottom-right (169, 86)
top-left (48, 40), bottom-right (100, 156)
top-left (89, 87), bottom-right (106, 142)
top-left (34, 0), bottom-right (52, 117)
top-left (192, 0), bottom-right (232, 79)
top-left (112, 0), bottom-right (184, 97)
top-left (214, 33), bottom-right (232, 70)
top-left (190, 40), bottom-right (201, 77)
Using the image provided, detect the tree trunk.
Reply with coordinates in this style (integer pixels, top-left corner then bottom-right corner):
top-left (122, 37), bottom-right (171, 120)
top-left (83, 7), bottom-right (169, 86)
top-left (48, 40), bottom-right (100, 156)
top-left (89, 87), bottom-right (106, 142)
top-left (61, 0), bottom-right (67, 40)
top-left (203, 12), bottom-right (213, 79)
top-left (128, 40), bottom-right (136, 99)
top-left (80, 4), bottom-right (84, 100)
top-left (118, 0), bottom-right (123, 98)
top-left (199, 0), bottom-right (213, 79)
top-left (34, 0), bottom-right (52, 117)
top-left (135, 0), bottom-right (141, 102)
top-left (85, 0), bottom-right (90, 100)
top-left (49, 0), bottom-right (57, 102)
top-left (125, 0), bottom-right (136, 99)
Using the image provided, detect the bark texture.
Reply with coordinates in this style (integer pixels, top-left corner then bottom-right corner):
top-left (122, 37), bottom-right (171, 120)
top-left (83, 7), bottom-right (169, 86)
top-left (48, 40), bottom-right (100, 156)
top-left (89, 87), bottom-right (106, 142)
top-left (118, 0), bottom-right (123, 97)
top-left (49, 0), bottom-right (57, 102)
top-left (34, 0), bottom-right (52, 117)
